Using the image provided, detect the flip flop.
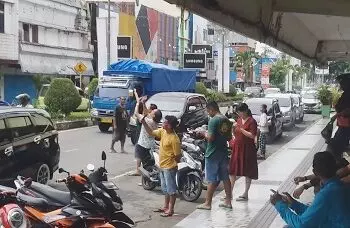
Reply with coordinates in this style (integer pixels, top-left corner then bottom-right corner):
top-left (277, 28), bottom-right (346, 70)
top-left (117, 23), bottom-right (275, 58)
top-left (196, 204), bottom-right (211, 210)
top-left (219, 203), bottom-right (233, 209)
top-left (236, 196), bottom-right (248, 202)
top-left (153, 208), bottom-right (167, 213)
top-left (160, 212), bottom-right (174, 217)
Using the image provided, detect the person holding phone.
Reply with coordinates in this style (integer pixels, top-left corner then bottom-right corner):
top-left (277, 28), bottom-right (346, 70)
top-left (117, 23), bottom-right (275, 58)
top-left (270, 152), bottom-right (350, 228)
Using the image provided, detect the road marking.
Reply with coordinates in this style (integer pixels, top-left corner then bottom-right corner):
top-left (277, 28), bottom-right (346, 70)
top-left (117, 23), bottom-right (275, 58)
top-left (110, 169), bottom-right (134, 180)
top-left (59, 126), bottom-right (96, 133)
top-left (63, 149), bottom-right (79, 153)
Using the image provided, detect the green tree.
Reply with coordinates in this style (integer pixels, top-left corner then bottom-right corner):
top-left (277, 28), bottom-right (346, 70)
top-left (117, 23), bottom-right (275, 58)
top-left (87, 78), bottom-right (98, 97)
top-left (292, 65), bottom-right (309, 83)
top-left (195, 82), bottom-right (208, 96)
top-left (329, 61), bottom-right (350, 77)
top-left (44, 78), bottom-right (81, 116)
top-left (235, 51), bottom-right (260, 83)
top-left (32, 75), bottom-right (52, 96)
top-left (270, 55), bottom-right (292, 86)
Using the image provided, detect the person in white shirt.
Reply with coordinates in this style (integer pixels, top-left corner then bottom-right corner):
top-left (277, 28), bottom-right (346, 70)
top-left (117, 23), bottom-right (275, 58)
top-left (257, 104), bottom-right (268, 159)
top-left (129, 90), bottom-right (162, 176)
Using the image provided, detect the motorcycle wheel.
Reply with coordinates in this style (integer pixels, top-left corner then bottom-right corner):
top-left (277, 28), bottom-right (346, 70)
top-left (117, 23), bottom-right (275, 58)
top-left (182, 174), bottom-right (202, 202)
top-left (141, 176), bottom-right (156, 190)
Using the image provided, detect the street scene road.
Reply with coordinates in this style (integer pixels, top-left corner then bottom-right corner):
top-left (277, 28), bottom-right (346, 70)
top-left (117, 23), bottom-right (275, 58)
top-left (52, 114), bottom-right (320, 228)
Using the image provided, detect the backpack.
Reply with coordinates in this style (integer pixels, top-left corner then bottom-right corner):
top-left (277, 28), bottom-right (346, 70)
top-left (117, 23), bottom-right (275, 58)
top-left (219, 116), bottom-right (233, 142)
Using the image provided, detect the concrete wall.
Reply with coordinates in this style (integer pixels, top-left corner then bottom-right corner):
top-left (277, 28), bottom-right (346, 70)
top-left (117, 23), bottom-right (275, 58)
top-left (0, 0), bottom-right (19, 61)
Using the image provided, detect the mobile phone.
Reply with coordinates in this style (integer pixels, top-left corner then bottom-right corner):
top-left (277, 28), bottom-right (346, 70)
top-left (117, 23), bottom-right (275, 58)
top-left (270, 189), bottom-right (277, 194)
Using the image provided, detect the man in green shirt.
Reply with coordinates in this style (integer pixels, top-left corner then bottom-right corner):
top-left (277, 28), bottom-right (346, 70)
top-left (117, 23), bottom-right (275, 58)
top-left (197, 101), bottom-right (232, 210)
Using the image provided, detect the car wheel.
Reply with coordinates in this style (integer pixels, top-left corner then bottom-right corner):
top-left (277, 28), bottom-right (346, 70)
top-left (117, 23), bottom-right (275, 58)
top-left (36, 163), bottom-right (51, 185)
top-left (98, 123), bottom-right (110, 132)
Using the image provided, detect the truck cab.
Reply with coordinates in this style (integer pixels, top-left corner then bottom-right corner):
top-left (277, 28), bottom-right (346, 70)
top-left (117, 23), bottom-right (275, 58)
top-left (90, 76), bottom-right (142, 132)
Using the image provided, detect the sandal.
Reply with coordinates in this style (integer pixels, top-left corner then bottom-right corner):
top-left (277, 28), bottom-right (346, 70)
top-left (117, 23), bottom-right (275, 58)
top-left (153, 208), bottom-right (167, 213)
top-left (219, 203), bottom-right (233, 209)
top-left (236, 196), bottom-right (248, 202)
top-left (196, 203), bottom-right (211, 210)
top-left (160, 211), bottom-right (174, 217)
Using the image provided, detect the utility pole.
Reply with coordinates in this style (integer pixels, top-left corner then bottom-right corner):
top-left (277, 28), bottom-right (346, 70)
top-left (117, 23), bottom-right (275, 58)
top-left (107, 0), bottom-right (111, 68)
top-left (180, 7), bottom-right (185, 68)
top-left (221, 32), bottom-right (225, 93)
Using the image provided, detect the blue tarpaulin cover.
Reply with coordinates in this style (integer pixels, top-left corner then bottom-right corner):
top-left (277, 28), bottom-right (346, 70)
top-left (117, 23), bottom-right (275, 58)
top-left (103, 59), bottom-right (197, 93)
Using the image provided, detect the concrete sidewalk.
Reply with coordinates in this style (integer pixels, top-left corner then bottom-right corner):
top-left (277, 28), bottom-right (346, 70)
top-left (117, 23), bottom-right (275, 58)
top-left (174, 117), bottom-right (329, 228)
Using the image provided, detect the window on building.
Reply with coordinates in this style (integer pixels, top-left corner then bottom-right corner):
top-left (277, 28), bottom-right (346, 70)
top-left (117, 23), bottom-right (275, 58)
top-left (23, 23), bottom-right (30, 42)
top-left (0, 2), bottom-right (4, 33)
top-left (31, 25), bottom-right (38, 43)
top-left (203, 29), bottom-right (208, 41)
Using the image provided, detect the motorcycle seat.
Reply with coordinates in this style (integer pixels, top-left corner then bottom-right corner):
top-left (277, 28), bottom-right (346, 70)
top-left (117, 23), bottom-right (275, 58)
top-left (17, 192), bottom-right (48, 208)
top-left (30, 182), bottom-right (71, 205)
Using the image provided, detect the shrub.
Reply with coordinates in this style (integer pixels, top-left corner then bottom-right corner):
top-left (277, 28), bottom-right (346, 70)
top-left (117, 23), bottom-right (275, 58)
top-left (317, 85), bottom-right (332, 105)
top-left (87, 78), bottom-right (98, 97)
top-left (195, 82), bottom-right (208, 96)
top-left (44, 78), bottom-right (82, 116)
top-left (229, 84), bottom-right (237, 97)
top-left (330, 87), bottom-right (342, 108)
top-left (207, 90), bottom-right (228, 102)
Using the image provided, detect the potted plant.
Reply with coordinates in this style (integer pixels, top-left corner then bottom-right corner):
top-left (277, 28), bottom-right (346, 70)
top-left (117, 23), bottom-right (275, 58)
top-left (317, 85), bottom-right (332, 118)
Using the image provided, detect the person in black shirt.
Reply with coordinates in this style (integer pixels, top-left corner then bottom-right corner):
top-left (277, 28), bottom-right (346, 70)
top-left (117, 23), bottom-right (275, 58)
top-left (111, 97), bottom-right (129, 153)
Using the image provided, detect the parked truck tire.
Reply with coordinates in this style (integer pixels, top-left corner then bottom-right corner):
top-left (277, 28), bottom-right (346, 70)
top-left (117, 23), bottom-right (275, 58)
top-left (98, 123), bottom-right (111, 132)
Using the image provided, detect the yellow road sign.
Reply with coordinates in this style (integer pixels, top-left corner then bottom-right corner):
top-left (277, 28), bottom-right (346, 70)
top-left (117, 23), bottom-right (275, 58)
top-left (74, 62), bottom-right (87, 74)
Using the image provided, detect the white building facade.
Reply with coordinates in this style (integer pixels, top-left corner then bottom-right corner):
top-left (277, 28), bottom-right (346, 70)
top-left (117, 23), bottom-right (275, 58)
top-left (0, 0), bottom-right (94, 102)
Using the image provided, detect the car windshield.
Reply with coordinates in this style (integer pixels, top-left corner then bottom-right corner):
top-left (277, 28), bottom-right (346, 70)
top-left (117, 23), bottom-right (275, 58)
top-left (265, 88), bottom-right (280, 94)
top-left (276, 98), bottom-right (291, 107)
top-left (96, 86), bottom-right (129, 98)
top-left (146, 96), bottom-right (186, 113)
top-left (245, 101), bottom-right (272, 115)
top-left (303, 92), bottom-right (317, 99)
top-left (245, 87), bottom-right (260, 93)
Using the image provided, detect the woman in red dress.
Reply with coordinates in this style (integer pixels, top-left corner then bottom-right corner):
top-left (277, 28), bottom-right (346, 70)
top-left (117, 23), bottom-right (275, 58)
top-left (229, 103), bottom-right (258, 201)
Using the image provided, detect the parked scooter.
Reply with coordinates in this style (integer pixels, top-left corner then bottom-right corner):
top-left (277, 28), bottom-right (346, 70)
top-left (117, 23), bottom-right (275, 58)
top-left (14, 167), bottom-right (134, 227)
top-left (13, 152), bottom-right (134, 227)
top-left (0, 187), bottom-right (31, 228)
top-left (15, 152), bottom-right (122, 210)
top-left (138, 147), bottom-right (203, 202)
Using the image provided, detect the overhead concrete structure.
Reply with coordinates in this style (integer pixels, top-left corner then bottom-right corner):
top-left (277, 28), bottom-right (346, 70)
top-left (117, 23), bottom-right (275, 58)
top-left (165, 0), bottom-right (350, 64)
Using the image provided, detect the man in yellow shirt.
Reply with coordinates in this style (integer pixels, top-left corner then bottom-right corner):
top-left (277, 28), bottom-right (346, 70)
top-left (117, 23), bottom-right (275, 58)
top-left (141, 115), bottom-right (181, 217)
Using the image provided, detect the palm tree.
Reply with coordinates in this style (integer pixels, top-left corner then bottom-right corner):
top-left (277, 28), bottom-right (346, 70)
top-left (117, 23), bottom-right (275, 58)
top-left (234, 51), bottom-right (260, 83)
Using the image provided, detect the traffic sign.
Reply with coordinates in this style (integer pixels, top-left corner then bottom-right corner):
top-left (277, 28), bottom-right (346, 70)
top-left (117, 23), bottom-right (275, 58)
top-left (74, 62), bottom-right (87, 74)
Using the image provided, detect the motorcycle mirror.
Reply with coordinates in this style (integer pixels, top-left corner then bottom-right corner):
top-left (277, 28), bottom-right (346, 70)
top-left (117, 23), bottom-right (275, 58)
top-left (58, 168), bottom-right (70, 175)
top-left (87, 164), bottom-right (95, 171)
top-left (101, 151), bottom-right (107, 161)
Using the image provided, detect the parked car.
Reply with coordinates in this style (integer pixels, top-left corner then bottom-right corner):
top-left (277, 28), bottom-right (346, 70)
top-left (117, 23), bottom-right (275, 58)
top-left (37, 84), bottom-right (89, 111)
top-left (265, 93), bottom-right (296, 129)
top-left (302, 90), bottom-right (321, 113)
top-left (244, 86), bottom-right (264, 98)
top-left (144, 92), bottom-right (209, 134)
top-left (290, 93), bottom-right (304, 122)
top-left (0, 107), bottom-right (60, 186)
top-left (264, 87), bottom-right (281, 95)
top-left (245, 98), bottom-right (283, 143)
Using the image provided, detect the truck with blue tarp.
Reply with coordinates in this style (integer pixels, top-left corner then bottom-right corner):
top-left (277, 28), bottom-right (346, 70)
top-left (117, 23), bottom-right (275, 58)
top-left (90, 59), bottom-right (197, 143)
